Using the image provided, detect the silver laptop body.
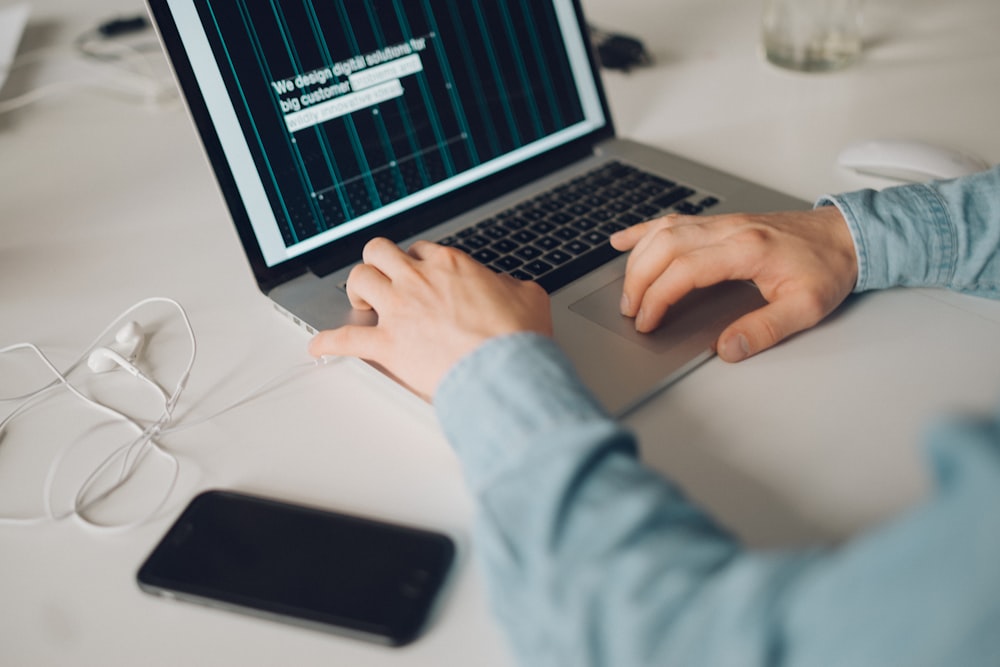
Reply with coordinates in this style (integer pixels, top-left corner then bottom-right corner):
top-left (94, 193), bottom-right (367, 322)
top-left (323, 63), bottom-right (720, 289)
top-left (147, 0), bottom-right (805, 415)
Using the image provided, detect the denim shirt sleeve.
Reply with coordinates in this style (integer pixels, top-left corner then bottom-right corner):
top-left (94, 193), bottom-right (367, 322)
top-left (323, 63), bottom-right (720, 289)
top-left (435, 332), bottom-right (1000, 667)
top-left (818, 165), bottom-right (1000, 296)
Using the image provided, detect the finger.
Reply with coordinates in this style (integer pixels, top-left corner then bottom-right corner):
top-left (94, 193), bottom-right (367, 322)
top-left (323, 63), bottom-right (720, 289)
top-left (344, 263), bottom-right (389, 311)
top-left (409, 240), bottom-right (488, 277)
top-left (631, 245), bottom-right (755, 332)
top-left (627, 214), bottom-right (722, 265)
top-left (715, 294), bottom-right (828, 362)
top-left (618, 226), bottom-right (680, 317)
top-left (405, 239), bottom-right (442, 260)
top-left (620, 222), bottom-right (718, 318)
top-left (610, 219), bottom-right (655, 251)
top-left (610, 213), bottom-right (691, 252)
top-left (362, 237), bottom-right (415, 278)
top-left (308, 324), bottom-right (387, 362)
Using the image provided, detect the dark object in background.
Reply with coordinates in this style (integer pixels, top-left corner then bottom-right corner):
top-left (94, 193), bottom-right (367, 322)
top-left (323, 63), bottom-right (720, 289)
top-left (589, 24), bottom-right (652, 72)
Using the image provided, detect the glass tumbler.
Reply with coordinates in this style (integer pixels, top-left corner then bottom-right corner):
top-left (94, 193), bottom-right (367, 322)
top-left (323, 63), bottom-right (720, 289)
top-left (762, 0), bottom-right (863, 72)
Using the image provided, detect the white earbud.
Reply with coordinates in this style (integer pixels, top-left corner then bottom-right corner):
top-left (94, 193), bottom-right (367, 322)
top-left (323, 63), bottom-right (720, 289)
top-left (88, 321), bottom-right (145, 374)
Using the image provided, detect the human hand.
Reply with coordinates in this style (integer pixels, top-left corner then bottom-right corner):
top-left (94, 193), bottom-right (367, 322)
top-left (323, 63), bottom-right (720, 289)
top-left (308, 238), bottom-right (553, 400)
top-left (610, 206), bottom-right (858, 362)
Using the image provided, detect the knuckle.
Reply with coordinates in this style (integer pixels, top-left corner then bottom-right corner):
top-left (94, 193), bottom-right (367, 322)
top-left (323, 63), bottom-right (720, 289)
top-left (642, 215), bottom-right (678, 236)
top-left (435, 244), bottom-right (468, 268)
top-left (667, 252), bottom-right (697, 278)
top-left (651, 224), bottom-right (678, 242)
top-left (733, 225), bottom-right (771, 246)
top-left (366, 236), bottom-right (393, 251)
top-left (347, 262), bottom-right (368, 280)
top-left (412, 239), bottom-right (443, 257)
top-left (719, 212), bottom-right (755, 226)
top-left (523, 280), bottom-right (548, 300)
top-left (798, 290), bottom-right (832, 323)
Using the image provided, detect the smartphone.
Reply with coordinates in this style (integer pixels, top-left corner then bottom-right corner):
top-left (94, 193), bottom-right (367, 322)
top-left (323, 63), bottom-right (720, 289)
top-left (137, 489), bottom-right (455, 646)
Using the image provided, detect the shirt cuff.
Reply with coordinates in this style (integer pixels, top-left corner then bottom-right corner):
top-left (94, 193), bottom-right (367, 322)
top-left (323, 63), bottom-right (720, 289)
top-left (816, 184), bottom-right (954, 293)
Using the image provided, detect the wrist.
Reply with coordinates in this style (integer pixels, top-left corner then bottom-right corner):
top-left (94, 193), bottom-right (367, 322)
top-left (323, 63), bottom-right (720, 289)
top-left (814, 197), bottom-right (862, 293)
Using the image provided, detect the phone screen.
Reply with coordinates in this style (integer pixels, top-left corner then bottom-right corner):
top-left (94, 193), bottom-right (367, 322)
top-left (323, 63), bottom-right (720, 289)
top-left (137, 490), bottom-right (455, 646)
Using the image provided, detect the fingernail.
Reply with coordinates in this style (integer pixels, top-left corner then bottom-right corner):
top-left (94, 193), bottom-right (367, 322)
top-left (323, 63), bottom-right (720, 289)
top-left (719, 333), bottom-right (751, 362)
top-left (620, 293), bottom-right (631, 315)
top-left (636, 308), bottom-right (649, 332)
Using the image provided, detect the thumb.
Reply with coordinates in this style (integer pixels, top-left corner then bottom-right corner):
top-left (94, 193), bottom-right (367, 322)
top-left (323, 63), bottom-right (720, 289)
top-left (309, 325), bottom-right (383, 361)
top-left (716, 298), bottom-right (820, 362)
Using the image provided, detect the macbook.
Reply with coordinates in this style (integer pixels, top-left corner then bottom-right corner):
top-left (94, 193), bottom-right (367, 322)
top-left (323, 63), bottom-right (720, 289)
top-left (146, 0), bottom-right (806, 415)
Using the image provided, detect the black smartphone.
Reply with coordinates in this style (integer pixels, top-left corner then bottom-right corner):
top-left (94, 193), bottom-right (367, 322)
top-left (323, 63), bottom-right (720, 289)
top-left (137, 489), bottom-right (455, 646)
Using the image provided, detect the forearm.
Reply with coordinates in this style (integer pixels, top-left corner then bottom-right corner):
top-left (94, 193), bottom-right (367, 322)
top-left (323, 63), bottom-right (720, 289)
top-left (820, 166), bottom-right (1000, 297)
top-left (435, 334), bottom-right (1000, 666)
top-left (435, 334), bottom-right (815, 666)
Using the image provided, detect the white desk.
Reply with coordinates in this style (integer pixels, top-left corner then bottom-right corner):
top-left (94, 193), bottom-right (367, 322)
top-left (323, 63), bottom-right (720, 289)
top-left (2, 0), bottom-right (999, 664)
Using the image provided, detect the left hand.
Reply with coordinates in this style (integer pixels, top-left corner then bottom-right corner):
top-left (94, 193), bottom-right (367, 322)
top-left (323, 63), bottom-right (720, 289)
top-left (308, 237), bottom-right (553, 401)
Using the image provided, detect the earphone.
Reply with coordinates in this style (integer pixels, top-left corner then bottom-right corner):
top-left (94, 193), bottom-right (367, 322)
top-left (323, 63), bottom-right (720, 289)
top-left (0, 297), bottom-right (336, 531)
top-left (87, 320), bottom-right (145, 374)
top-left (0, 298), bottom-right (194, 530)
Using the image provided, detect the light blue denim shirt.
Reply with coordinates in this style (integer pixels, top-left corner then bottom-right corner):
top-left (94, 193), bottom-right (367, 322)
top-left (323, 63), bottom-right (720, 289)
top-left (435, 166), bottom-right (1000, 667)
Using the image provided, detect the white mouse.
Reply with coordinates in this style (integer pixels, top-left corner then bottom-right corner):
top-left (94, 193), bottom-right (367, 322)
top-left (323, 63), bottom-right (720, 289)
top-left (837, 138), bottom-right (990, 182)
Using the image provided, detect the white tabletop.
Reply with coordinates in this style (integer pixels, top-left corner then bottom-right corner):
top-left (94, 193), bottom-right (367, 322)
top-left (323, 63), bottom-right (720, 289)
top-left (2, 0), bottom-right (999, 665)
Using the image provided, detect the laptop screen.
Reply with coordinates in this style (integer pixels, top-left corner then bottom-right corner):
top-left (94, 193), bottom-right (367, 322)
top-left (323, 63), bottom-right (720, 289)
top-left (164, 0), bottom-right (608, 269)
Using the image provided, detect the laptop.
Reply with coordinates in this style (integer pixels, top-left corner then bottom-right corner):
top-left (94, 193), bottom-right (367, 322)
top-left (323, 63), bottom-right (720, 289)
top-left (146, 0), bottom-right (806, 416)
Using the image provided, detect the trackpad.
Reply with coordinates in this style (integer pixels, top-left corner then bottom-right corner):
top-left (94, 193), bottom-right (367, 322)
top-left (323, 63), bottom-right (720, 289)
top-left (568, 277), bottom-right (766, 354)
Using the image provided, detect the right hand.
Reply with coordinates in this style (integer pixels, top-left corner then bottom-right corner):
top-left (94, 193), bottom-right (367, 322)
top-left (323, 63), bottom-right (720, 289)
top-left (610, 206), bottom-right (859, 362)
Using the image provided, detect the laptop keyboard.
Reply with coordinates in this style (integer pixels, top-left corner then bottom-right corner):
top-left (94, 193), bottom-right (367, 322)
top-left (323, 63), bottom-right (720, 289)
top-left (436, 161), bottom-right (719, 293)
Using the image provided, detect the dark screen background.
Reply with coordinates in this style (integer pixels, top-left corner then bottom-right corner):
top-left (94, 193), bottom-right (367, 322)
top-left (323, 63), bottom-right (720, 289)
top-left (196, 0), bottom-right (586, 248)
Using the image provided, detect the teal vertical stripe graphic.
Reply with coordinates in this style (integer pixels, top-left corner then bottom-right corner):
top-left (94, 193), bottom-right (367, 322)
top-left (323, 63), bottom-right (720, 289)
top-left (443, 0), bottom-right (500, 156)
top-left (357, 4), bottom-right (409, 197)
top-left (372, 2), bottom-right (456, 178)
top-left (330, 1), bottom-right (383, 209)
top-left (541, 0), bottom-right (578, 128)
top-left (360, 2), bottom-right (427, 191)
top-left (515, 0), bottom-right (564, 129)
top-left (469, 2), bottom-right (522, 148)
top-left (370, 108), bottom-right (408, 197)
top-left (244, 0), bottom-right (326, 233)
top-left (368, 6), bottom-right (431, 187)
top-left (360, 0), bottom-right (432, 190)
top-left (496, 1), bottom-right (543, 139)
top-left (204, 0), bottom-right (298, 243)
top-left (268, 0), bottom-right (345, 231)
top-left (238, 0), bottom-right (323, 234)
top-left (299, 0), bottom-right (358, 219)
top-left (296, 0), bottom-right (355, 221)
top-left (415, 0), bottom-right (479, 166)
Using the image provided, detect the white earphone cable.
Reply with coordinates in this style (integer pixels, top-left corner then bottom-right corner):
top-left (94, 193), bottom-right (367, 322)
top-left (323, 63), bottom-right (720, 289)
top-left (0, 298), bottom-right (193, 528)
top-left (0, 297), bottom-right (339, 532)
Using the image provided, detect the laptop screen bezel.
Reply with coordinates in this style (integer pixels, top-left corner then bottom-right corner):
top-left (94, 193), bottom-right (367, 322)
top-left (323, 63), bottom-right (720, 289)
top-left (146, 0), bottom-right (617, 293)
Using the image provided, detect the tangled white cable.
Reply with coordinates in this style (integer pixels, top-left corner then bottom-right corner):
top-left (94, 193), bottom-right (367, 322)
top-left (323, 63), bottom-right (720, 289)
top-left (0, 297), bottom-right (330, 532)
top-left (0, 297), bottom-right (195, 531)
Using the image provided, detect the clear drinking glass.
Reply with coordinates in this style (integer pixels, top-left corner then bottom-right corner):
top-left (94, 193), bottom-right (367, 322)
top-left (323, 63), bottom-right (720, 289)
top-left (762, 0), bottom-right (864, 72)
